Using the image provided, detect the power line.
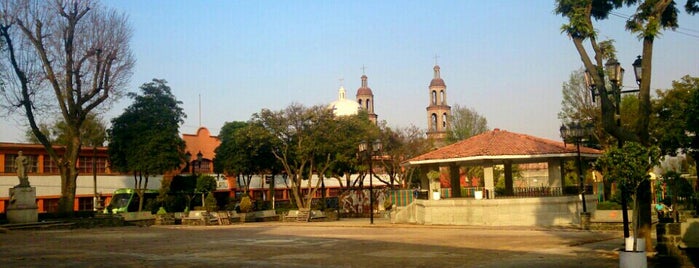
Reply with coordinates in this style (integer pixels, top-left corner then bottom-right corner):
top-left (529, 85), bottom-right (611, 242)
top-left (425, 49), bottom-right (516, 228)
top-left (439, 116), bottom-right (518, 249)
top-left (608, 11), bottom-right (699, 40)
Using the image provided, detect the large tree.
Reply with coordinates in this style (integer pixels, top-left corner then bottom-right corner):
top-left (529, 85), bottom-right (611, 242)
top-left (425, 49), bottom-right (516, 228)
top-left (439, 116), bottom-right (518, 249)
top-left (252, 103), bottom-right (374, 209)
top-left (0, 0), bottom-right (134, 214)
top-left (107, 79), bottom-right (186, 212)
top-left (445, 104), bottom-right (489, 144)
top-left (556, 0), bottom-right (698, 251)
top-left (377, 124), bottom-right (432, 189)
top-left (214, 121), bottom-right (278, 194)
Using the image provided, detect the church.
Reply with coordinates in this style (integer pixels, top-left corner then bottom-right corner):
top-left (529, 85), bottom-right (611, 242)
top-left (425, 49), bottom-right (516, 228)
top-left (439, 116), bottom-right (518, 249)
top-left (328, 73), bottom-right (378, 124)
top-left (328, 64), bottom-right (453, 146)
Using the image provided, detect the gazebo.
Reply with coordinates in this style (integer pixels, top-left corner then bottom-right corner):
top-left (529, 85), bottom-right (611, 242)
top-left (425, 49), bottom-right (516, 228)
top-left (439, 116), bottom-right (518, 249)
top-left (393, 128), bottom-right (603, 226)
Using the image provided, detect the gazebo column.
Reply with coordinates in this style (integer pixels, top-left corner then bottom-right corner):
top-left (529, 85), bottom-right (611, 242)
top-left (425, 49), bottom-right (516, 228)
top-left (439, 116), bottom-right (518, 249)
top-left (504, 161), bottom-right (513, 196)
top-left (483, 163), bottom-right (495, 199)
top-left (448, 163), bottom-right (461, 198)
top-left (548, 159), bottom-right (563, 189)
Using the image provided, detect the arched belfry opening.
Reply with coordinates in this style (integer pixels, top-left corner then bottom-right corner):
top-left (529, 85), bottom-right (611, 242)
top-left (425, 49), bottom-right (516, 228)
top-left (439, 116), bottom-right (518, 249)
top-left (426, 64), bottom-right (451, 146)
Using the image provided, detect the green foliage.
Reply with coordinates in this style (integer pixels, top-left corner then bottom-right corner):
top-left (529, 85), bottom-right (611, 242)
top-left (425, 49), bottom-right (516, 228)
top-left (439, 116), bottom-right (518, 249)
top-left (239, 195), bottom-right (253, 213)
top-left (445, 104), bottom-right (489, 143)
top-left (595, 142), bottom-right (660, 194)
top-left (108, 79), bottom-right (186, 177)
top-left (196, 175), bottom-right (217, 194)
top-left (205, 192), bottom-right (218, 212)
top-left (25, 114), bottom-right (107, 147)
top-left (597, 201), bottom-right (623, 210)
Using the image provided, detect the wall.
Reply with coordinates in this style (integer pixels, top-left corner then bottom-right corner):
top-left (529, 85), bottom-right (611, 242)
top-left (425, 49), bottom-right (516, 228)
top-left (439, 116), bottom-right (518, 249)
top-left (392, 195), bottom-right (597, 227)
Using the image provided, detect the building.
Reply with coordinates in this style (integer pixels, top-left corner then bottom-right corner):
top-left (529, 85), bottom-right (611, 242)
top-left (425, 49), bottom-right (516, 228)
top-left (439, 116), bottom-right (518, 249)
top-left (426, 64), bottom-right (451, 145)
top-left (0, 142), bottom-right (162, 213)
top-left (329, 73), bottom-right (378, 124)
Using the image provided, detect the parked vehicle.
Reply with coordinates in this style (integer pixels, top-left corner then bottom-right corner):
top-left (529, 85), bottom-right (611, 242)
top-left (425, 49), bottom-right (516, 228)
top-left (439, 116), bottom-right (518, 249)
top-left (104, 188), bottom-right (159, 214)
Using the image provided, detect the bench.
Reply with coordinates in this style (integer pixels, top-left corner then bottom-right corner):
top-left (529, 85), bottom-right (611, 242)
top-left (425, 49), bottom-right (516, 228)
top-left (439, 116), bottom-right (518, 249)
top-left (284, 210), bottom-right (300, 222)
top-left (227, 211), bottom-right (242, 223)
top-left (255, 210), bottom-right (279, 222)
top-left (181, 210), bottom-right (218, 226)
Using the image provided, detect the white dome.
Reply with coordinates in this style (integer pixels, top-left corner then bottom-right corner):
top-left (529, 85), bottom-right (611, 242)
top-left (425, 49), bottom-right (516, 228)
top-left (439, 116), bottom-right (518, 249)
top-left (328, 86), bottom-right (360, 116)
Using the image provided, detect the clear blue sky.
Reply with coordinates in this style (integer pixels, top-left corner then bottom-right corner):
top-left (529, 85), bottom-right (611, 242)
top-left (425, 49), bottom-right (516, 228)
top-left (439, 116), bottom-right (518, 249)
top-left (2, 1), bottom-right (698, 142)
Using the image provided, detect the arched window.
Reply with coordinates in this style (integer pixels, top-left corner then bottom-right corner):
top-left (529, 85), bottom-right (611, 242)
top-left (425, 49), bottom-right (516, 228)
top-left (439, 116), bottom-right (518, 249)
top-left (442, 113), bottom-right (448, 128)
top-left (440, 90), bottom-right (445, 105)
top-left (431, 114), bottom-right (438, 131)
top-left (432, 91), bottom-right (437, 105)
top-left (358, 99), bottom-right (363, 107)
top-left (366, 99), bottom-right (371, 110)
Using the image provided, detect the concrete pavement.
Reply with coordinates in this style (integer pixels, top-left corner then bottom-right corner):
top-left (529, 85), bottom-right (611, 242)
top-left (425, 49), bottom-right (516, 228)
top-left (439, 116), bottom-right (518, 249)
top-left (0, 218), bottom-right (639, 267)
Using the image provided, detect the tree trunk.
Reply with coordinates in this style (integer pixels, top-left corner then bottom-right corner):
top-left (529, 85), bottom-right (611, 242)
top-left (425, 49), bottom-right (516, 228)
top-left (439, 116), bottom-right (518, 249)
top-left (57, 139), bottom-right (81, 215)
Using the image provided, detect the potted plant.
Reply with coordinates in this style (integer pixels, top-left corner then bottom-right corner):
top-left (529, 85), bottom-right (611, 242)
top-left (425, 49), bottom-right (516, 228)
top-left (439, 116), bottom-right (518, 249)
top-left (427, 170), bottom-right (441, 200)
top-left (596, 142), bottom-right (660, 267)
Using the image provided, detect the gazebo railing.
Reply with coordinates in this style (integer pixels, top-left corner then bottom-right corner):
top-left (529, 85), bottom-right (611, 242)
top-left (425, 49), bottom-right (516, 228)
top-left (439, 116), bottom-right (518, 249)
top-left (494, 186), bottom-right (593, 198)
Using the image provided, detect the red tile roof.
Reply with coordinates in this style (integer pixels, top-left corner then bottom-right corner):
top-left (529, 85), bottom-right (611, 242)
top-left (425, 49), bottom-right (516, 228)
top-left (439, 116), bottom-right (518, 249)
top-left (406, 128), bottom-right (602, 165)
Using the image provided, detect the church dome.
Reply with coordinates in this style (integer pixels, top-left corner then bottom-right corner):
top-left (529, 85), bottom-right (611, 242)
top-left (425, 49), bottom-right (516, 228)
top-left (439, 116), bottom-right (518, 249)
top-left (356, 75), bottom-right (373, 96)
top-left (429, 65), bottom-right (446, 87)
top-left (329, 86), bottom-right (360, 116)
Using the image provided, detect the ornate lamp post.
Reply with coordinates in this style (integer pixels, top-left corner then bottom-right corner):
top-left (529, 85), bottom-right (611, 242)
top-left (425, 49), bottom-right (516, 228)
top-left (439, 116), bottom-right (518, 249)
top-left (185, 151), bottom-right (192, 174)
top-left (560, 122), bottom-right (593, 230)
top-left (359, 139), bottom-right (382, 224)
top-left (196, 151), bottom-right (203, 174)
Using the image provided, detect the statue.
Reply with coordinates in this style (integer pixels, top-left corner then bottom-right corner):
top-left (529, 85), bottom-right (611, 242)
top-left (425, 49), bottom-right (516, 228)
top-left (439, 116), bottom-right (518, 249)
top-left (15, 151), bottom-right (30, 187)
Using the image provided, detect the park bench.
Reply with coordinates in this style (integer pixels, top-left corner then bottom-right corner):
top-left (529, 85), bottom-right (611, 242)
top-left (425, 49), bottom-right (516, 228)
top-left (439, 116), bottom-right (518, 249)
top-left (181, 210), bottom-right (218, 226)
top-left (284, 210), bottom-right (300, 222)
top-left (227, 211), bottom-right (242, 223)
top-left (255, 210), bottom-right (280, 222)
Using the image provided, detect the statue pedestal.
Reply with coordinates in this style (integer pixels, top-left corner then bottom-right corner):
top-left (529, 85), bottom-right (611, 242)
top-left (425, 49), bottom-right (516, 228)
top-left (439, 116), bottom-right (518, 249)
top-left (7, 187), bottom-right (38, 224)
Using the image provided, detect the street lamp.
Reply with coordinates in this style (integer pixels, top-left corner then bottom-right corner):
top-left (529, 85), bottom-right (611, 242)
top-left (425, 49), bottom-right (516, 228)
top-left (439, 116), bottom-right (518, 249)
top-left (560, 122), bottom-right (593, 229)
top-left (358, 139), bottom-right (382, 224)
top-left (196, 151), bottom-right (203, 174)
top-left (632, 55), bottom-right (642, 86)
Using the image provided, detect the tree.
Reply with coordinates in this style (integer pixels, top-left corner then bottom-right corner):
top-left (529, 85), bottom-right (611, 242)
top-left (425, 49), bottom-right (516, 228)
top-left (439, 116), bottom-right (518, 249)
top-left (555, 0), bottom-right (698, 251)
top-left (214, 121), bottom-right (278, 194)
top-left (25, 114), bottom-right (106, 146)
top-left (107, 79), bottom-right (186, 212)
top-left (651, 76), bottom-right (699, 156)
top-left (596, 142), bottom-right (660, 251)
top-left (446, 104), bottom-right (489, 143)
top-left (1, 0), bottom-right (134, 214)
top-left (252, 103), bottom-right (367, 210)
top-left (376, 124), bottom-right (432, 189)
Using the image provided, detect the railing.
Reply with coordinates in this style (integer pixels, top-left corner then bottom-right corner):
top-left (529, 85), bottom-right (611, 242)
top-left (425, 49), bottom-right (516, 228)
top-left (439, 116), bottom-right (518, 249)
top-left (496, 186), bottom-right (593, 198)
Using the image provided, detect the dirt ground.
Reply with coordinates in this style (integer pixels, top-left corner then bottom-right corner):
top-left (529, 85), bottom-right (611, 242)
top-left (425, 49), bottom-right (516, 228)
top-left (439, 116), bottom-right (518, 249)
top-left (1, 219), bottom-right (629, 267)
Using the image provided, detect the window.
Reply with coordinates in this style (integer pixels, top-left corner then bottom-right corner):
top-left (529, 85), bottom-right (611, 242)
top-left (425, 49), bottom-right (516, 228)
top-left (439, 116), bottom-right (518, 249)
top-left (44, 198), bottom-right (59, 213)
top-left (431, 114), bottom-right (438, 131)
top-left (43, 157), bottom-right (59, 174)
top-left (442, 113), bottom-right (448, 128)
top-left (78, 156), bottom-right (109, 174)
top-left (193, 159), bottom-right (212, 174)
top-left (440, 90), bottom-right (445, 104)
top-left (432, 91), bottom-right (437, 105)
top-left (78, 197), bottom-right (94, 211)
top-left (366, 99), bottom-right (371, 110)
top-left (4, 154), bottom-right (37, 174)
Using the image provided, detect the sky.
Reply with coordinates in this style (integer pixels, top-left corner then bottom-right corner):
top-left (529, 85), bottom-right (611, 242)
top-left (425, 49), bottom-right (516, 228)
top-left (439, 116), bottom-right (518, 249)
top-left (1, 0), bottom-right (698, 142)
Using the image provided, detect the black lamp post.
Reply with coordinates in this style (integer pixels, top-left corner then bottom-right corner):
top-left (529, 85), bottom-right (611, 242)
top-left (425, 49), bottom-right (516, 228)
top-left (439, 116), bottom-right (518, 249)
top-left (632, 55), bottom-right (642, 86)
top-left (359, 139), bottom-right (382, 224)
top-left (196, 151), bottom-right (203, 174)
top-left (560, 122), bottom-right (592, 215)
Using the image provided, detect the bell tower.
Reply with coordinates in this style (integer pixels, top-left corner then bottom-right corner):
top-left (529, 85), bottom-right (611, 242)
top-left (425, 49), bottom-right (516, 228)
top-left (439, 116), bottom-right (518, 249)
top-left (356, 68), bottom-right (377, 124)
top-left (426, 64), bottom-right (451, 144)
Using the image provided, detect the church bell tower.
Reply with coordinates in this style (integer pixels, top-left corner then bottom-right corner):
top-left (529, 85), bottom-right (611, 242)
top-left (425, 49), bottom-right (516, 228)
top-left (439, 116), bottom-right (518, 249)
top-left (426, 64), bottom-right (451, 144)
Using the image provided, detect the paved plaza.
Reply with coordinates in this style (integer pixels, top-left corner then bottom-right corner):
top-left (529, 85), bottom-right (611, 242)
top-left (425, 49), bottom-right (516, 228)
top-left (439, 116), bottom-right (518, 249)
top-left (1, 218), bottom-right (629, 267)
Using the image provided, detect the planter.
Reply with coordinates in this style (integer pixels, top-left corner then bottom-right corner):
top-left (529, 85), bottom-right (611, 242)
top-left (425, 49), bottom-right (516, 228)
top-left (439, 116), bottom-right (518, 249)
top-left (474, 190), bottom-right (483, 200)
top-left (619, 250), bottom-right (647, 268)
top-left (625, 237), bottom-right (645, 252)
top-left (432, 191), bottom-right (440, 200)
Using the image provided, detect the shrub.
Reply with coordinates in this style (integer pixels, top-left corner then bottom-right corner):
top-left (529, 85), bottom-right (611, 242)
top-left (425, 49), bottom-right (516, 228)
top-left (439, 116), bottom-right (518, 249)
top-left (239, 195), bottom-right (253, 213)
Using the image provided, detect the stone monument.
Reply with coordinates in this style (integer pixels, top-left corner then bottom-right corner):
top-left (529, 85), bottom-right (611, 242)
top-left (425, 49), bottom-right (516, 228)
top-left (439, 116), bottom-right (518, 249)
top-left (7, 151), bottom-right (38, 224)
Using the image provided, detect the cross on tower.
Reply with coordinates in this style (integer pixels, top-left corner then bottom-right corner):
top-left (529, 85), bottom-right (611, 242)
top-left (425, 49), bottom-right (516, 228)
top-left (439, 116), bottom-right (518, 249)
top-left (361, 65), bottom-right (367, 75)
top-left (434, 54), bottom-right (440, 65)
